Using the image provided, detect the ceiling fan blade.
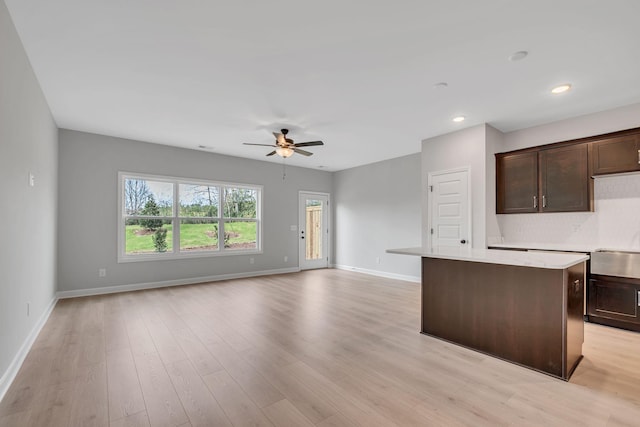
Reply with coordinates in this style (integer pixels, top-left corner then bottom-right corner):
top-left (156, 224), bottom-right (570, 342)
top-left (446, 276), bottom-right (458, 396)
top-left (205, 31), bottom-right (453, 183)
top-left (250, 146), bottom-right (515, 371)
top-left (266, 150), bottom-right (277, 156)
top-left (243, 143), bottom-right (277, 147)
top-left (293, 148), bottom-right (313, 156)
top-left (273, 132), bottom-right (285, 145)
top-left (293, 140), bottom-right (324, 147)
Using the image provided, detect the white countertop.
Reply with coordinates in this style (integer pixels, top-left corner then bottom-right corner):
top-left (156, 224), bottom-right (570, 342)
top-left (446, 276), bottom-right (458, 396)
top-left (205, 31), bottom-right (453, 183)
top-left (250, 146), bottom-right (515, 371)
top-left (387, 246), bottom-right (589, 269)
top-left (489, 242), bottom-right (599, 253)
top-left (489, 242), bottom-right (640, 253)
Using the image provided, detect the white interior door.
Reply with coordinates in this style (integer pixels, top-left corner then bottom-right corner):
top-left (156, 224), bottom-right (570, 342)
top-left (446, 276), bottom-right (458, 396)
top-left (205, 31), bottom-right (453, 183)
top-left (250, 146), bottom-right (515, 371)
top-left (299, 192), bottom-right (329, 270)
top-left (428, 168), bottom-right (471, 248)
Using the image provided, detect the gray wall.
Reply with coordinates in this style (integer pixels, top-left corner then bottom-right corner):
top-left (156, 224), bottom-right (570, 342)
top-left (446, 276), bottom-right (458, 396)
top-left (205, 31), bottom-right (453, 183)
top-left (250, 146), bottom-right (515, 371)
top-left (485, 124), bottom-right (504, 245)
top-left (333, 153), bottom-right (421, 280)
top-left (422, 124), bottom-right (488, 248)
top-left (57, 130), bottom-right (332, 292)
top-left (0, 0), bottom-right (58, 388)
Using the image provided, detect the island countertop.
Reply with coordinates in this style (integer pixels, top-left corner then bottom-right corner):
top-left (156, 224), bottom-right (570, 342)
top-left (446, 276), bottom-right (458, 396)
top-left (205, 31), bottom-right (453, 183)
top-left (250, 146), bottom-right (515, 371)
top-left (386, 246), bottom-right (589, 269)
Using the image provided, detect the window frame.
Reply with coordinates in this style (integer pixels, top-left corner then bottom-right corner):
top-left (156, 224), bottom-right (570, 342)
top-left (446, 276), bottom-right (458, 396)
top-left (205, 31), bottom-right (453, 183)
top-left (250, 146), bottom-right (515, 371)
top-left (117, 171), bottom-right (263, 263)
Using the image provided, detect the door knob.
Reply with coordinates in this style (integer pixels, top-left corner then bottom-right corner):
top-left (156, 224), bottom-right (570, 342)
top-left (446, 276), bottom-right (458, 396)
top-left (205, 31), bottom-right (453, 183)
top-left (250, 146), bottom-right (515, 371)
top-left (460, 239), bottom-right (467, 244)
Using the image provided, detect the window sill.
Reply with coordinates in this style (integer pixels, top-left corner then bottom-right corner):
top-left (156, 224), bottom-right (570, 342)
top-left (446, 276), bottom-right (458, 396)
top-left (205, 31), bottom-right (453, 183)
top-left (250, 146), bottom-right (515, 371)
top-left (117, 249), bottom-right (263, 263)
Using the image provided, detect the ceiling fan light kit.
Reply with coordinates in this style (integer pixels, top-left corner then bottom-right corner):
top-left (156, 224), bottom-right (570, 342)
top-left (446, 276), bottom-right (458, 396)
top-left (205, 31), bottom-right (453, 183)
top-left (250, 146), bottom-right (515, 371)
top-left (275, 146), bottom-right (294, 158)
top-left (243, 128), bottom-right (324, 158)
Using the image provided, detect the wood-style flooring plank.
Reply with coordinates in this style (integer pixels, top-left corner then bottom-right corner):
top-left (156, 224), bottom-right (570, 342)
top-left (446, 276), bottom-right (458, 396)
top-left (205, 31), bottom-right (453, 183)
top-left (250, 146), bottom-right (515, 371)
top-left (26, 380), bottom-right (74, 427)
top-left (68, 362), bottom-right (109, 427)
top-left (142, 311), bottom-right (188, 366)
top-left (105, 311), bottom-right (132, 353)
top-left (202, 370), bottom-right (274, 427)
top-left (0, 410), bottom-right (31, 427)
top-left (2, 270), bottom-right (640, 427)
top-left (202, 339), bottom-right (285, 409)
top-left (110, 411), bottom-right (151, 427)
top-left (254, 360), bottom-right (338, 424)
top-left (165, 359), bottom-right (232, 427)
top-left (133, 352), bottom-right (189, 427)
top-left (261, 399), bottom-right (315, 427)
top-left (106, 347), bottom-right (146, 422)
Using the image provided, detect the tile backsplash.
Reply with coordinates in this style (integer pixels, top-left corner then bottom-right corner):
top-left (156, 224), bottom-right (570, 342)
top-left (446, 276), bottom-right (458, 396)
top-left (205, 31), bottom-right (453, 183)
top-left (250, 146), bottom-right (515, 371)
top-left (497, 174), bottom-right (640, 250)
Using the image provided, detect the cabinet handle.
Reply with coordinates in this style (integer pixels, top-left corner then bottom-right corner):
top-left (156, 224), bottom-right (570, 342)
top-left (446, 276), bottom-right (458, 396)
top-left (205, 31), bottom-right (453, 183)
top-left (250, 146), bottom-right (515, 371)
top-left (533, 196), bottom-right (537, 208)
top-left (574, 279), bottom-right (580, 293)
top-left (638, 291), bottom-right (640, 307)
top-left (638, 149), bottom-right (640, 165)
top-left (542, 195), bottom-right (546, 208)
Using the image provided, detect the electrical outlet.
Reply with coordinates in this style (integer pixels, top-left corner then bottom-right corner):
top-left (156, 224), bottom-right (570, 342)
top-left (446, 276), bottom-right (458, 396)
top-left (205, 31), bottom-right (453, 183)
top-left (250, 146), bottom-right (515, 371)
top-left (27, 302), bottom-right (30, 317)
top-left (376, 257), bottom-right (381, 264)
top-left (28, 172), bottom-right (35, 187)
top-left (98, 268), bottom-right (106, 277)
top-left (284, 256), bottom-right (288, 262)
top-left (249, 258), bottom-right (255, 264)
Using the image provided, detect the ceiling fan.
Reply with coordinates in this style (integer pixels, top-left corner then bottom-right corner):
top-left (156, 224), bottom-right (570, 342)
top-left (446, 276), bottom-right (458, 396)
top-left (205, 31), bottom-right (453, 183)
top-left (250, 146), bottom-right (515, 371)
top-left (243, 129), bottom-right (324, 158)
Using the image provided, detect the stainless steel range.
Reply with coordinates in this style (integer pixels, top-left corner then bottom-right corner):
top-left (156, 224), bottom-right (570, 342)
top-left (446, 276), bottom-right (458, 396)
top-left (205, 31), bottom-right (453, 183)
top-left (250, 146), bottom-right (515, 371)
top-left (588, 250), bottom-right (640, 332)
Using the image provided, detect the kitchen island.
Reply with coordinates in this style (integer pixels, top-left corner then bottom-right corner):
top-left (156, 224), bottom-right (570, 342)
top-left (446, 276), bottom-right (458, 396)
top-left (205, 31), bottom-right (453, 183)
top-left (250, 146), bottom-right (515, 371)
top-left (387, 247), bottom-right (588, 380)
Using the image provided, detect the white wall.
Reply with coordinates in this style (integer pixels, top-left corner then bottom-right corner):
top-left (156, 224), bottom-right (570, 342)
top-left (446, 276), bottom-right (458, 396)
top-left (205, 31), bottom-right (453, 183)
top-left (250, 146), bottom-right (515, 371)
top-left (333, 153), bottom-right (421, 281)
top-left (422, 124), bottom-right (488, 248)
top-left (57, 130), bottom-right (332, 294)
top-left (0, 0), bottom-right (58, 395)
top-left (497, 102), bottom-right (640, 248)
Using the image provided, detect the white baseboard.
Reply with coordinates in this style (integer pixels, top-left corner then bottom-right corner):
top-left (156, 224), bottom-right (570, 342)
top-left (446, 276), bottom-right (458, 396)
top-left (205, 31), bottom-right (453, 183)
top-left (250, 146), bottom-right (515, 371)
top-left (0, 296), bottom-right (58, 403)
top-left (332, 264), bottom-right (420, 283)
top-left (56, 267), bottom-right (302, 299)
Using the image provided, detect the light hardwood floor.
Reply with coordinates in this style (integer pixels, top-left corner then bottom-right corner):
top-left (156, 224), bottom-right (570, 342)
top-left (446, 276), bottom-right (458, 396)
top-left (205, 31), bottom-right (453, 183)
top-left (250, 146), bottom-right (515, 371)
top-left (1, 269), bottom-right (640, 426)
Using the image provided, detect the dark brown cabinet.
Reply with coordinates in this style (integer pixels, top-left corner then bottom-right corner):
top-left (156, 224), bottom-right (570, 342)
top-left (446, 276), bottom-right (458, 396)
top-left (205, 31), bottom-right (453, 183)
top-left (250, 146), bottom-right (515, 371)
top-left (422, 257), bottom-right (585, 380)
top-left (497, 144), bottom-right (591, 214)
top-left (588, 275), bottom-right (640, 332)
top-left (590, 134), bottom-right (640, 175)
top-left (539, 144), bottom-right (590, 212)
top-left (496, 151), bottom-right (538, 213)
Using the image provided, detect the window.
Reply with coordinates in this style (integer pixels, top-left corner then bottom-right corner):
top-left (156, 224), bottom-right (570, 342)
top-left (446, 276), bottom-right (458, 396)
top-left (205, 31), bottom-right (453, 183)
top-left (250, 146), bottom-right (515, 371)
top-left (118, 172), bottom-right (261, 262)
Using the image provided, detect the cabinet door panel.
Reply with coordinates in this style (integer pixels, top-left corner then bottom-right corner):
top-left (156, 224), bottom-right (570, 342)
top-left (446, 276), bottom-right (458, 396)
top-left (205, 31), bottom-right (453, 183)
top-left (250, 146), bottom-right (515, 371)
top-left (496, 152), bottom-right (538, 214)
top-left (588, 278), bottom-right (638, 321)
top-left (539, 144), bottom-right (590, 212)
top-left (591, 135), bottom-right (640, 175)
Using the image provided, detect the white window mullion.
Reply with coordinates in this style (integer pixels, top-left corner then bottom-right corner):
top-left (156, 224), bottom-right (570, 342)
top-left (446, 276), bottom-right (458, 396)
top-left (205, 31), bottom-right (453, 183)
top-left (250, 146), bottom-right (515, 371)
top-left (173, 182), bottom-right (180, 254)
top-left (219, 186), bottom-right (225, 252)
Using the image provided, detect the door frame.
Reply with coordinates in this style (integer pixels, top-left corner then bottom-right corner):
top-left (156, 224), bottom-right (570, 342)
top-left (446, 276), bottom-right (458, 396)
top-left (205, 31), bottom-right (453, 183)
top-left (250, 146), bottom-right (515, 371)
top-left (427, 166), bottom-right (472, 250)
top-left (298, 191), bottom-right (331, 270)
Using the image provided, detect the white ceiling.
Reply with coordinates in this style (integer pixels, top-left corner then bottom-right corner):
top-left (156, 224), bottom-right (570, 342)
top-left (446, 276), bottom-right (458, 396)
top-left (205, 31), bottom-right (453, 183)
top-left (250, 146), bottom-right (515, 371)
top-left (6, 0), bottom-right (640, 171)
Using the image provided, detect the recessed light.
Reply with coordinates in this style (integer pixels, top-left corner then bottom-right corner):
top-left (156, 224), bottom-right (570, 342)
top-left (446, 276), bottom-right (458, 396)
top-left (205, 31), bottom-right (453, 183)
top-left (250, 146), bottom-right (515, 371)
top-left (452, 116), bottom-right (465, 123)
top-left (509, 51), bottom-right (528, 62)
top-left (551, 84), bottom-right (572, 94)
top-left (433, 82), bottom-right (449, 89)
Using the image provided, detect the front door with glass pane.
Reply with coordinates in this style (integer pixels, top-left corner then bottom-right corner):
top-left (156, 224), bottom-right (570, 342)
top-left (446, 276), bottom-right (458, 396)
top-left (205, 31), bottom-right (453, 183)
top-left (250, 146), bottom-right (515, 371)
top-left (299, 192), bottom-right (329, 270)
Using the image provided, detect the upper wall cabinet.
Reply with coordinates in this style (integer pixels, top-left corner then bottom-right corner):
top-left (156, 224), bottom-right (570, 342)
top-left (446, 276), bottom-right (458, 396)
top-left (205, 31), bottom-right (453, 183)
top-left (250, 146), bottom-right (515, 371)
top-left (590, 134), bottom-right (640, 176)
top-left (496, 151), bottom-right (538, 214)
top-left (540, 144), bottom-right (590, 212)
top-left (496, 127), bottom-right (640, 214)
top-left (497, 144), bottom-right (592, 214)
